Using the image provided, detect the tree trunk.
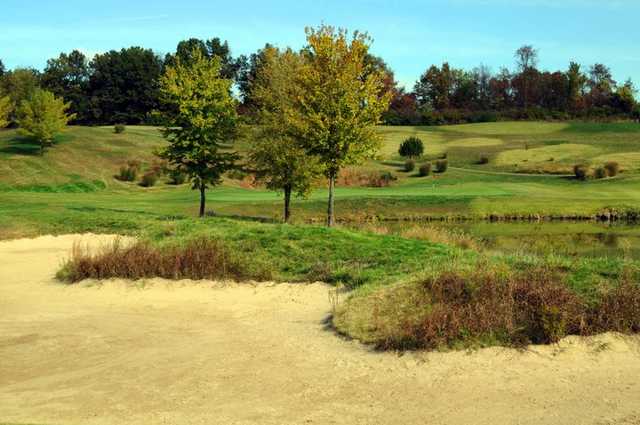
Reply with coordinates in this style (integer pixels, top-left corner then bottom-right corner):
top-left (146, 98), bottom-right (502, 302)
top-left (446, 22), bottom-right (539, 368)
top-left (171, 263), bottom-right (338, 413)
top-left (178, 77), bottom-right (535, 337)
top-left (283, 184), bottom-right (292, 224)
top-left (327, 174), bottom-right (336, 227)
top-left (199, 183), bottom-right (206, 218)
top-left (40, 141), bottom-right (44, 156)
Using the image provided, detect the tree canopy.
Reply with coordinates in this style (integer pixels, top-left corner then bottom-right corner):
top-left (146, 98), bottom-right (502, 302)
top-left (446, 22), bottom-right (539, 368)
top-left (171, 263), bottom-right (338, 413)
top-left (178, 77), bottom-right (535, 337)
top-left (16, 88), bottom-right (74, 154)
top-left (291, 25), bottom-right (391, 226)
top-left (159, 49), bottom-right (239, 217)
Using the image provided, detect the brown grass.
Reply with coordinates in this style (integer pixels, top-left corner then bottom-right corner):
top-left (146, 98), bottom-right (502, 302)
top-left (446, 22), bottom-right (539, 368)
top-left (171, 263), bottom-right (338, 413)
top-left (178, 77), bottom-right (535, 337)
top-left (58, 238), bottom-right (271, 283)
top-left (400, 225), bottom-right (478, 250)
top-left (364, 266), bottom-right (640, 351)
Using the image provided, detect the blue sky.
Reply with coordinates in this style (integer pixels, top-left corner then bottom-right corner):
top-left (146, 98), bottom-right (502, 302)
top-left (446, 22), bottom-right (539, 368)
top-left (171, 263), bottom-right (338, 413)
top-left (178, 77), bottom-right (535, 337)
top-left (1, 0), bottom-right (639, 90)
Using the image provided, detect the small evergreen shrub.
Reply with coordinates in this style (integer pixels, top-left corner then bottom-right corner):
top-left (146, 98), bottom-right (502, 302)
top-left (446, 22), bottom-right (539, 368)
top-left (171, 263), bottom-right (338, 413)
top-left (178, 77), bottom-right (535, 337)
top-left (434, 159), bottom-right (448, 173)
top-left (404, 159), bottom-right (416, 172)
top-left (604, 161), bottom-right (620, 177)
top-left (398, 137), bottom-right (424, 159)
top-left (114, 124), bottom-right (126, 134)
top-left (573, 164), bottom-right (590, 181)
top-left (478, 156), bottom-right (489, 165)
top-left (418, 163), bottom-right (432, 177)
top-left (594, 167), bottom-right (607, 179)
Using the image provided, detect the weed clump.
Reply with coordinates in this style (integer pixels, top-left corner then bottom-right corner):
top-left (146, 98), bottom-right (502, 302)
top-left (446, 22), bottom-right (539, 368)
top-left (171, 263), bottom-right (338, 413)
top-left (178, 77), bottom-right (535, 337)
top-left (573, 164), bottom-right (590, 181)
top-left (114, 124), bottom-right (126, 134)
top-left (418, 163), bottom-right (432, 177)
top-left (594, 167), bottom-right (607, 179)
top-left (434, 159), bottom-right (448, 173)
top-left (478, 155), bottom-right (489, 165)
top-left (604, 161), bottom-right (620, 177)
top-left (140, 171), bottom-right (159, 187)
top-left (57, 238), bottom-right (271, 283)
top-left (116, 160), bottom-right (141, 182)
top-left (404, 160), bottom-right (416, 172)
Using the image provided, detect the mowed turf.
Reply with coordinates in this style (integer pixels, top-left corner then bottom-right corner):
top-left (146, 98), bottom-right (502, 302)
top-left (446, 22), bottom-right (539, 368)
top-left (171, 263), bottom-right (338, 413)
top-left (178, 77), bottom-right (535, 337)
top-left (2, 121), bottom-right (640, 237)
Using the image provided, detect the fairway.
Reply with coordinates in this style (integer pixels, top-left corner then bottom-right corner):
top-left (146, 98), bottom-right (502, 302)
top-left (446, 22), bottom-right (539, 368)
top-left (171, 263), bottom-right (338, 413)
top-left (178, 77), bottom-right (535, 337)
top-left (2, 122), bottom-right (640, 236)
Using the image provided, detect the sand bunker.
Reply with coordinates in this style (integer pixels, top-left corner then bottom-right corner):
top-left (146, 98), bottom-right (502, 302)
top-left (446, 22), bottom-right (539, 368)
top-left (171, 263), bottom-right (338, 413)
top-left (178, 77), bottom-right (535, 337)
top-left (1, 234), bottom-right (640, 425)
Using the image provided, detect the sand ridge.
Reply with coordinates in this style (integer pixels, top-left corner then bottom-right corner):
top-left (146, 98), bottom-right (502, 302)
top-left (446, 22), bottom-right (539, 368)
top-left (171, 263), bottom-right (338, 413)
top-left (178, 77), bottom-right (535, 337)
top-left (1, 234), bottom-right (640, 425)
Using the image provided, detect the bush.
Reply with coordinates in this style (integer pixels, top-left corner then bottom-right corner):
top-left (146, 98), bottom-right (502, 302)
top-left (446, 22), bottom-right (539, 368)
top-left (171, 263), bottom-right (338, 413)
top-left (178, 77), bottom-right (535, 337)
top-left (478, 156), bottom-right (489, 165)
top-left (594, 167), bottom-right (607, 179)
top-left (573, 164), bottom-right (589, 181)
top-left (604, 161), bottom-right (620, 177)
top-left (404, 159), bottom-right (416, 172)
top-left (168, 168), bottom-right (187, 185)
top-left (114, 124), bottom-right (126, 134)
top-left (398, 137), bottom-right (424, 159)
top-left (116, 160), bottom-right (141, 182)
top-left (57, 237), bottom-right (272, 283)
top-left (434, 159), bottom-right (448, 173)
top-left (139, 171), bottom-right (158, 187)
top-left (418, 163), bottom-right (432, 177)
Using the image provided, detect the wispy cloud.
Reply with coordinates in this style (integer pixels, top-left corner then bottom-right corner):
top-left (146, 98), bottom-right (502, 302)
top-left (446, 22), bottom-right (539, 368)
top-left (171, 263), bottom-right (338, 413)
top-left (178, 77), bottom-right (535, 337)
top-left (109, 14), bottom-right (170, 23)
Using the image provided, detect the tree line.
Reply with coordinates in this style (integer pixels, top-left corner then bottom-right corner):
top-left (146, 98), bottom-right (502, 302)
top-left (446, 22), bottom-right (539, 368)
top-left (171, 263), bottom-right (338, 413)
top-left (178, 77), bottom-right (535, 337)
top-left (1, 39), bottom-right (638, 128)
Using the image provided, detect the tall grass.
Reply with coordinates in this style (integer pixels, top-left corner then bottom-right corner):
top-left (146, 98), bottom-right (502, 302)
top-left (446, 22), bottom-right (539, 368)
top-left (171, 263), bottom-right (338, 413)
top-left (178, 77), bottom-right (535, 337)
top-left (57, 237), bottom-right (272, 283)
top-left (340, 264), bottom-right (640, 351)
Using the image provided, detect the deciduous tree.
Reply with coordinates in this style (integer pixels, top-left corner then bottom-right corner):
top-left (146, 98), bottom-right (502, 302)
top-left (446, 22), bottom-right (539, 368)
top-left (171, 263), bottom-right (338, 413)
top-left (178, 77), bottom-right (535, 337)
top-left (159, 49), bottom-right (239, 217)
top-left (16, 88), bottom-right (74, 155)
top-left (292, 25), bottom-right (391, 226)
top-left (248, 47), bottom-right (320, 223)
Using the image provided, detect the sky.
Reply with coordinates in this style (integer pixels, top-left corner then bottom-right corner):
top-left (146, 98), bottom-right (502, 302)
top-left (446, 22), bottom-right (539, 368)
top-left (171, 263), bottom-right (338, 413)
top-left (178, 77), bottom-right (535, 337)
top-left (1, 0), bottom-right (639, 90)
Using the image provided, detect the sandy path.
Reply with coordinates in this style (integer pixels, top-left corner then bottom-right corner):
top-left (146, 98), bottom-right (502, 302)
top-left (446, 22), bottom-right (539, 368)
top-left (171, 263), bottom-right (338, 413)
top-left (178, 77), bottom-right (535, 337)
top-left (1, 235), bottom-right (640, 425)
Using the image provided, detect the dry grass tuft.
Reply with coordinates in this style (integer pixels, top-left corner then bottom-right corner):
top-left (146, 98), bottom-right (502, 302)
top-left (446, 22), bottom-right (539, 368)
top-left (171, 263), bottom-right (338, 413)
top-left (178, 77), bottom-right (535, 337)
top-left (58, 237), bottom-right (271, 283)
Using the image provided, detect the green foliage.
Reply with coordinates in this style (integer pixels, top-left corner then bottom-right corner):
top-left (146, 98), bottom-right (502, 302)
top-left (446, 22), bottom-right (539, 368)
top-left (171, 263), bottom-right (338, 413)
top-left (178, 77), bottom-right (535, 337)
top-left (292, 25), bottom-right (392, 225)
top-left (114, 124), bottom-right (126, 134)
top-left (41, 50), bottom-right (90, 123)
top-left (594, 167), bottom-right (607, 179)
top-left (418, 163), bottom-right (432, 177)
top-left (167, 167), bottom-right (187, 185)
top-left (0, 68), bottom-right (40, 123)
top-left (158, 48), bottom-right (239, 216)
top-left (404, 159), bottom-right (415, 172)
top-left (0, 94), bottom-right (11, 128)
top-left (117, 164), bottom-right (138, 182)
top-left (247, 46), bottom-right (321, 222)
top-left (88, 47), bottom-right (162, 124)
top-left (16, 88), bottom-right (74, 154)
top-left (434, 159), bottom-right (448, 173)
top-left (398, 136), bottom-right (424, 158)
top-left (573, 164), bottom-right (590, 181)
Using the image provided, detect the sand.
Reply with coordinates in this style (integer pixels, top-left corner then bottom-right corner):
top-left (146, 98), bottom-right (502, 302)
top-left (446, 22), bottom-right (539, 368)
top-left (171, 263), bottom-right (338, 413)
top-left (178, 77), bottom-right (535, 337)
top-left (1, 234), bottom-right (640, 425)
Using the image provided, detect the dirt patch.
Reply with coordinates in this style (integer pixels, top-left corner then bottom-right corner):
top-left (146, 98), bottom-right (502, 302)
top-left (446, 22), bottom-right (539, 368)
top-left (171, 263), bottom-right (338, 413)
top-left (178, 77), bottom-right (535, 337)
top-left (1, 235), bottom-right (640, 425)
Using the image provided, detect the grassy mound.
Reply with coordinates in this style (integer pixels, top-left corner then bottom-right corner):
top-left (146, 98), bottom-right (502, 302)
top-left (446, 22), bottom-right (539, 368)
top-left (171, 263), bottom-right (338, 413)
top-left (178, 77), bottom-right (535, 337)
top-left (334, 263), bottom-right (640, 351)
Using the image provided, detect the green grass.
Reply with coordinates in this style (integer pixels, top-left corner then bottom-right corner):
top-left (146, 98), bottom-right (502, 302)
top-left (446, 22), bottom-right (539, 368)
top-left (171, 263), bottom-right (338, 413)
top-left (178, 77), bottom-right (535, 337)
top-left (3, 122), bottom-right (640, 237)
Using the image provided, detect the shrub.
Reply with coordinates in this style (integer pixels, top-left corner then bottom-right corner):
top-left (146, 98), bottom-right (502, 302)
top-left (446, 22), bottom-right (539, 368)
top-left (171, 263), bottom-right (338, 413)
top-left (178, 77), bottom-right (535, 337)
top-left (604, 161), bottom-right (620, 177)
top-left (57, 237), bottom-right (272, 283)
top-left (440, 152), bottom-right (448, 159)
top-left (117, 165), bottom-right (137, 182)
top-left (478, 155), bottom-right (489, 165)
top-left (434, 159), bottom-right (448, 173)
top-left (372, 267), bottom-right (588, 350)
top-left (573, 164), bottom-right (589, 181)
top-left (139, 171), bottom-right (158, 187)
top-left (116, 160), bottom-right (141, 182)
top-left (418, 163), bottom-right (432, 177)
top-left (372, 171), bottom-right (397, 187)
top-left (114, 124), bottom-right (126, 134)
top-left (594, 167), bottom-right (607, 179)
top-left (404, 159), bottom-right (416, 172)
top-left (398, 137), bottom-right (424, 159)
top-left (168, 168), bottom-right (187, 185)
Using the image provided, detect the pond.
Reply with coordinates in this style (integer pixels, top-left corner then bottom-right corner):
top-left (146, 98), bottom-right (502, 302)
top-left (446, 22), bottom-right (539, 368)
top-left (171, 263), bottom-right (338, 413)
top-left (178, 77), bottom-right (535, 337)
top-left (436, 221), bottom-right (640, 259)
